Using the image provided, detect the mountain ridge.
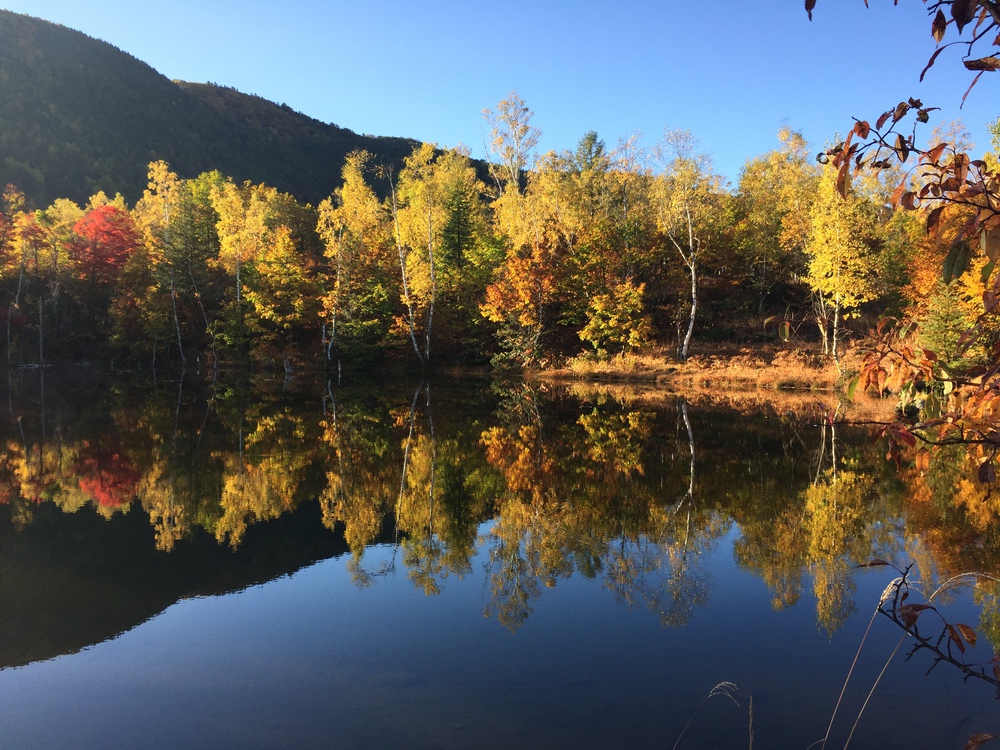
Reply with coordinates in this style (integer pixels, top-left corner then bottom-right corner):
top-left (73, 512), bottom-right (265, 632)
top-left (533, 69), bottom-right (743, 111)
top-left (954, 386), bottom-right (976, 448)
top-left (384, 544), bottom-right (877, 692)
top-left (0, 9), bottom-right (420, 207)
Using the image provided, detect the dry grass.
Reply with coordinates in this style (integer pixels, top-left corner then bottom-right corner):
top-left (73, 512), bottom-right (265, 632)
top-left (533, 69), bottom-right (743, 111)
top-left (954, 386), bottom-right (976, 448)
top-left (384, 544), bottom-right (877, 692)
top-left (546, 343), bottom-right (842, 390)
top-left (539, 343), bottom-right (899, 423)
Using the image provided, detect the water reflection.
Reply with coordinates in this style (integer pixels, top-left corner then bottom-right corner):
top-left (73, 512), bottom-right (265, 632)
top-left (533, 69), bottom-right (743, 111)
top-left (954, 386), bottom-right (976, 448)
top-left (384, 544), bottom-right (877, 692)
top-left (2, 369), bottom-right (999, 659)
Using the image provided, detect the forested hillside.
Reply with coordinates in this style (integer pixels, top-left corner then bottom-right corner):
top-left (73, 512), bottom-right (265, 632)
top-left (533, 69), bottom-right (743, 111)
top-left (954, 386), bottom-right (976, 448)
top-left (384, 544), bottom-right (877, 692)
top-left (0, 9), bottom-right (418, 207)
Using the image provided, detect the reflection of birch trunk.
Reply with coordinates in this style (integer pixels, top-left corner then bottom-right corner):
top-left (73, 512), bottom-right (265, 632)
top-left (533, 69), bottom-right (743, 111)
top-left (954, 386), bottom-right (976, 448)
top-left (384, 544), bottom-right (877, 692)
top-left (329, 383), bottom-right (344, 503)
top-left (425, 382), bottom-right (436, 532)
top-left (680, 399), bottom-right (695, 547)
top-left (162, 375), bottom-right (184, 545)
top-left (39, 368), bottom-right (45, 446)
top-left (391, 381), bottom-right (424, 566)
top-left (812, 416), bottom-right (839, 486)
top-left (173, 373), bottom-right (183, 455)
top-left (37, 297), bottom-right (43, 367)
top-left (813, 420), bottom-right (828, 486)
top-left (831, 418), bottom-right (837, 484)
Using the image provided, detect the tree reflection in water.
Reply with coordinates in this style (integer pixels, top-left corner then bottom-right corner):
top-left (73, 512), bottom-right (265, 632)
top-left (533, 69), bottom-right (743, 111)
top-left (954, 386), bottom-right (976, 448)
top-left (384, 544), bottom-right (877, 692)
top-left (4, 370), bottom-right (998, 639)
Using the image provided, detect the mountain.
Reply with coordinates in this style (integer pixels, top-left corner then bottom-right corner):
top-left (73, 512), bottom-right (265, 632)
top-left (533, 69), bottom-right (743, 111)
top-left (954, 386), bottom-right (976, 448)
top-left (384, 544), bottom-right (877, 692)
top-left (0, 9), bottom-right (420, 207)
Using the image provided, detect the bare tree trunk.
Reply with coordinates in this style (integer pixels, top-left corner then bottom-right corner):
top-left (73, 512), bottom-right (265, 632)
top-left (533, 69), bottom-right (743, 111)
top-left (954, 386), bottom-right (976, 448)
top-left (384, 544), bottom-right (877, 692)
top-left (812, 292), bottom-right (830, 356)
top-left (325, 229), bottom-right (345, 365)
top-left (669, 206), bottom-right (699, 361)
top-left (387, 177), bottom-right (425, 366)
top-left (187, 264), bottom-right (216, 375)
top-left (424, 202), bottom-right (436, 366)
top-left (170, 268), bottom-right (186, 366)
top-left (8, 261), bottom-right (25, 366)
top-left (682, 254), bottom-right (697, 361)
top-left (832, 297), bottom-right (842, 373)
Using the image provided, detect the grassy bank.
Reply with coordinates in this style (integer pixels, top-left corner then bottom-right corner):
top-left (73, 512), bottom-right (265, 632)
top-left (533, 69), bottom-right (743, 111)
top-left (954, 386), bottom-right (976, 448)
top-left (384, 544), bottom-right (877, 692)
top-left (540, 344), bottom-right (844, 389)
top-left (535, 343), bottom-right (895, 422)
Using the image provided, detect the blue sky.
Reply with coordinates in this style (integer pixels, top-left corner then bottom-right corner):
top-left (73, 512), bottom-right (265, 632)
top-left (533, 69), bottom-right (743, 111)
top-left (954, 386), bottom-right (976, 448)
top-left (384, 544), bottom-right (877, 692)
top-left (2, 0), bottom-right (996, 185)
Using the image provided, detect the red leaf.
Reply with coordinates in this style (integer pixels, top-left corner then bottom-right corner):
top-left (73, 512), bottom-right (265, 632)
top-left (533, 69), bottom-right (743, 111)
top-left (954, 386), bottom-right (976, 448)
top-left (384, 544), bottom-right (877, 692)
top-left (853, 121), bottom-right (871, 139)
top-left (805, 0), bottom-right (816, 21)
top-left (978, 461), bottom-right (997, 484)
top-left (876, 110), bottom-right (893, 130)
top-left (925, 142), bottom-right (948, 164)
top-left (71, 206), bottom-right (140, 284)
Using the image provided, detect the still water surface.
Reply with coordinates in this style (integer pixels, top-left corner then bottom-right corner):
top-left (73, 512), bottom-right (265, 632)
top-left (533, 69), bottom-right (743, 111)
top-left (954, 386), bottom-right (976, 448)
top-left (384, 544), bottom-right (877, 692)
top-left (0, 371), bottom-right (996, 748)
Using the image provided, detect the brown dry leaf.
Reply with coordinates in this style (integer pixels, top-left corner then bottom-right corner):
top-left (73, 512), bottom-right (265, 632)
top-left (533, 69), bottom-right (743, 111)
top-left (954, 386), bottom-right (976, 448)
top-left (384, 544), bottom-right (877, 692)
top-left (965, 733), bottom-right (997, 750)
top-left (932, 9), bottom-right (947, 42)
top-left (899, 602), bottom-right (933, 628)
top-left (955, 623), bottom-right (979, 648)
top-left (981, 226), bottom-right (1000, 264)
top-left (947, 624), bottom-right (967, 654)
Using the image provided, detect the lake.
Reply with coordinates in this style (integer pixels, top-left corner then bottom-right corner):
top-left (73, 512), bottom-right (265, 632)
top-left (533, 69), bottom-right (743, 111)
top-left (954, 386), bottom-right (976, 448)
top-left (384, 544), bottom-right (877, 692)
top-left (0, 369), bottom-right (997, 749)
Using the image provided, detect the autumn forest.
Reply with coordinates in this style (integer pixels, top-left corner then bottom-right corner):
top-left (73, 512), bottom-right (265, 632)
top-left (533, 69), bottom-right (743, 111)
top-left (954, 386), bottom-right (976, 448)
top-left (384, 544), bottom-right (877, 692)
top-left (2, 95), bottom-right (998, 375)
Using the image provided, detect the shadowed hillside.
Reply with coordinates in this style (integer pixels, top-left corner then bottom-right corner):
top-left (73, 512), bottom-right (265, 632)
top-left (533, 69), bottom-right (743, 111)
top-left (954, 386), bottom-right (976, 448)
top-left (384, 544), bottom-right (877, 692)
top-left (0, 9), bottom-right (420, 207)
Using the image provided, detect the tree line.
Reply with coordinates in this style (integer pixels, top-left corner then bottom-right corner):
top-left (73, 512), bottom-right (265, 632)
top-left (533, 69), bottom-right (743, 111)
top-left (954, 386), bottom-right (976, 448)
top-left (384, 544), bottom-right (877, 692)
top-left (0, 92), bottom-right (995, 373)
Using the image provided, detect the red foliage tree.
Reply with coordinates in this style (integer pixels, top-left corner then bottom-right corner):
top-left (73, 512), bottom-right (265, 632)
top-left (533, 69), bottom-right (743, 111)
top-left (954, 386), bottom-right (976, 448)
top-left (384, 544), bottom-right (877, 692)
top-left (71, 205), bottom-right (140, 285)
top-left (74, 440), bottom-right (140, 509)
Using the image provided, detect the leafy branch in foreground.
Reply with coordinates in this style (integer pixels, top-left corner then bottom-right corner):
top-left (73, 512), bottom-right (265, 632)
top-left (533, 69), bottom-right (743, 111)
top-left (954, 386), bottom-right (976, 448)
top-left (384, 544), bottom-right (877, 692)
top-left (863, 560), bottom-right (1000, 694)
top-left (811, 2), bottom-right (1000, 479)
top-left (815, 560), bottom-right (1000, 750)
top-left (806, 1), bottom-right (1000, 98)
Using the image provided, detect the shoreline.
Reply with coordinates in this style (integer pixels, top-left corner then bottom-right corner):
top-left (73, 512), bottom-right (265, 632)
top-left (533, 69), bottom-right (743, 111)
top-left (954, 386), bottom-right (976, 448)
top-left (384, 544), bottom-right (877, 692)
top-left (529, 343), bottom-right (895, 421)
